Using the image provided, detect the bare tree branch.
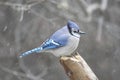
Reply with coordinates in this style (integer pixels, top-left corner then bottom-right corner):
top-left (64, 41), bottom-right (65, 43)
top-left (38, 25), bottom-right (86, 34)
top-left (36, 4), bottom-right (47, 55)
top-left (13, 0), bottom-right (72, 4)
top-left (96, 17), bottom-right (104, 42)
top-left (0, 0), bottom-right (45, 22)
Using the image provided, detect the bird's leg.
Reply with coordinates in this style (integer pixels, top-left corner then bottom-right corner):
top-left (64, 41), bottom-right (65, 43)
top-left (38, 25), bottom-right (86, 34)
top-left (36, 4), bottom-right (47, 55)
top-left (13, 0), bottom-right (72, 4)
top-left (71, 52), bottom-right (77, 57)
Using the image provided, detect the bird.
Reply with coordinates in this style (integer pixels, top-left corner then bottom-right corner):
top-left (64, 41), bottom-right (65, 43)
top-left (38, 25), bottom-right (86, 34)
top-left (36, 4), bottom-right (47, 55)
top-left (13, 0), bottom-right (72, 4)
top-left (19, 20), bottom-right (85, 58)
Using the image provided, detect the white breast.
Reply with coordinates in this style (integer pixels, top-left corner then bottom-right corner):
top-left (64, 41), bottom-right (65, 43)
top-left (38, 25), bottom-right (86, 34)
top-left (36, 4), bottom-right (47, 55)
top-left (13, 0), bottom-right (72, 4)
top-left (51, 36), bottom-right (80, 57)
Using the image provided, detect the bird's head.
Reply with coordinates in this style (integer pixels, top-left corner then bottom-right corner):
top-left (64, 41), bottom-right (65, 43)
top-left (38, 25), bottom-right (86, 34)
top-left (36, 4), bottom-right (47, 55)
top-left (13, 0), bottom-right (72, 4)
top-left (67, 20), bottom-right (85, 38)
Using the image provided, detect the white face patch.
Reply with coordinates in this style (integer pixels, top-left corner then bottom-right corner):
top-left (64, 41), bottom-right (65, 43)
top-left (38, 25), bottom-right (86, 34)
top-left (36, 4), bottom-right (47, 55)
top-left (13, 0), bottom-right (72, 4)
top-left (70, 28), bottom-right (80, 38)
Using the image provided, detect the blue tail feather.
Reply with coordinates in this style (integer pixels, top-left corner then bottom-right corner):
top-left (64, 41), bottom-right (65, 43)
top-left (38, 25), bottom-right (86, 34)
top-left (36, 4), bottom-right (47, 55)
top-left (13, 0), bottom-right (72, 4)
top-left (19, 47), bottom-right (42, 58)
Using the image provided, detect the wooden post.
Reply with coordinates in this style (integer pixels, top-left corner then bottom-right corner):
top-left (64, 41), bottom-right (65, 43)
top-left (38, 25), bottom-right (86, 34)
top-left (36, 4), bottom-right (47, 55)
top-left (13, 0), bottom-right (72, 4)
top-left (60, 52), bottom-right (98, 80)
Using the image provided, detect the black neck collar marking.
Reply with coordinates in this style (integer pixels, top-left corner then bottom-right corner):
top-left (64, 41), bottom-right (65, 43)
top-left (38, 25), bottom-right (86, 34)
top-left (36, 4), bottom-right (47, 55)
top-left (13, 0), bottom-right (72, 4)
top-left (67, 25), bottom-right (72, 35)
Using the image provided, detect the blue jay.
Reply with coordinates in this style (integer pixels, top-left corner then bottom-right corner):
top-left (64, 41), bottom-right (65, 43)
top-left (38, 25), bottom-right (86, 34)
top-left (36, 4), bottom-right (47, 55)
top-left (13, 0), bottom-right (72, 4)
top-left (19, 20), bottom-right (85, 58)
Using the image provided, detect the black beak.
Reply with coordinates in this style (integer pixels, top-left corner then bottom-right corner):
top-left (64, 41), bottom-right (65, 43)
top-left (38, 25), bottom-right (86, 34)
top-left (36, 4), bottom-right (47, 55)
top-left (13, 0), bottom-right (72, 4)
top-left (79, 30), bottom-right (85, 34)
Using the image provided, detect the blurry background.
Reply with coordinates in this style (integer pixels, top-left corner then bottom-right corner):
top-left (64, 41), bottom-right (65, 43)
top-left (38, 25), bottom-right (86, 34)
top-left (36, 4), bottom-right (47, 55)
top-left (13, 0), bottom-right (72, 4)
top-left (0, 0), bottom-right (120, 80)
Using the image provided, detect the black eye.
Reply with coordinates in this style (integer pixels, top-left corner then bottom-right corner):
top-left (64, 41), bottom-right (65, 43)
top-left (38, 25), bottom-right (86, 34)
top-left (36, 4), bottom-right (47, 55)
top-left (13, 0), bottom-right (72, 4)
top-left (73, 30), bottom-right (77, 33)
top-left (71, 28), bottom-right (79, 34)
top-left (73, 30), bottom-right (79, 33)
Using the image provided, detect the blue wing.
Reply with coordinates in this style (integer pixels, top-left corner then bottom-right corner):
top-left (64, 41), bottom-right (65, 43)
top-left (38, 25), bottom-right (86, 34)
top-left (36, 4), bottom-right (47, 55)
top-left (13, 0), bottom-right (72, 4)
top-left (41, 39), bottom-right (62, 50)
top-left (41, 26), bottom-right (69, 50)
top-left (50, 26), bottom-right (69, 46)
